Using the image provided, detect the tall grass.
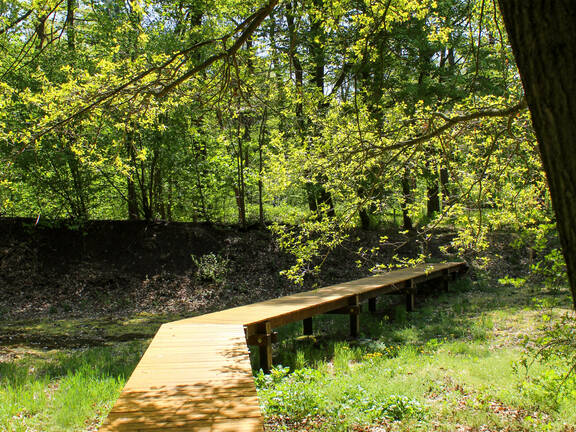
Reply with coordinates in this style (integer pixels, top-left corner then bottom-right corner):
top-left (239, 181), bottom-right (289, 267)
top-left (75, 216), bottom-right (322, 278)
top-left (0, 342), bottom-right (145, 431)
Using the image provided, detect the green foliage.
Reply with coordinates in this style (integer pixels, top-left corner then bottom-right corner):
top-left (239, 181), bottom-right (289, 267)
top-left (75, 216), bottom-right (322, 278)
top-left (505, 221), bottom-right (568, 293)
top-left (519, 313), bottom-right (576, 408)
top-left (0, 0), bottom-right (549, 254)
top-left (191, 252), bottom-right (229, 283)
top-left (255, 365), bottom-right (424, 428)
top-left (531, 248), bottom-right (567, 293)
top-left (254, 278), bottom-right (575, 431)
top-left (0, 0), bottom-right (563, 315)
top-left (255, 366), bottom-right (328, 419)
top-left (0, 342), bottom-right (143, 431)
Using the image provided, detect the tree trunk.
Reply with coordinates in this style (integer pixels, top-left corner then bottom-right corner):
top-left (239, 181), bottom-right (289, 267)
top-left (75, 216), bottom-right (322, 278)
top-left (359, 209), bottom-right (371, 229)
top-left (305, 183), bottom-right (318, 214)
top-left (287, 2), bottom-right (322, 216)
top-left (258, 109), bottom-right (267, 225)
top-left (308, 1), bottom-right (335, 219)
top-left (126, 131), bottom-right (139, 220)
top-left (401, 169), bottom-right (414, 231)
top-left (66, 0), bottom-right (76, 51)
top-left (427, 175), bottom-right (440, 216)
top-left (440, 167), bottom-right (450, 206)
top-left (498, 0), bottom-right (576, 308)
top-left (235, 120), bottom-right (248, 229)
top-left (36, 15), bottom-right (47, 50)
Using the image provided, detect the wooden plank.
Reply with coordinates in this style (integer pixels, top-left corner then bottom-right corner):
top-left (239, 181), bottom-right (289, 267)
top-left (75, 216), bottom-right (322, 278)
top-left (100, 323), bottom-right (262, 431)
top-left (174, 262), bottom-right (466, 329)
top-left (105, 403), bottom-right (261, 419)
top-left (100, 416), bottom-right (263, 431)
top-left (116, 384), bottom-right (259, 398)
top-left (111, 395), bottom-right (260, 413)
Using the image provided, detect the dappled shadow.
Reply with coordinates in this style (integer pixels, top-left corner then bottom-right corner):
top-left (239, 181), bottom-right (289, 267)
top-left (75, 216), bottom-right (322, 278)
top-left (100, 381), bottom-right (263, 431)
top-left (0, 332), bottom-right (153, 349)
top-left (98, 264), bottom-right (468, 430)
top-left (99, 323), bottom-right (264, 431)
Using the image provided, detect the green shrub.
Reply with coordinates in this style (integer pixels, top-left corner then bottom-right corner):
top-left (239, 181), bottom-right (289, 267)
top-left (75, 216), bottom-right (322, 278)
top-left (191, 252), bottom-right (229, 282)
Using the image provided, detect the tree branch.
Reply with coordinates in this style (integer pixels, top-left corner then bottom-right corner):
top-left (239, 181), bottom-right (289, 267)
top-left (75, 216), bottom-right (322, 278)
top-left (385, 97), bottom-right (528, 151)
top-left (0, 9), bottom-right (32, 36)
top-left (155, 0), bottom-right (278, 97)
top-left (31, 0), bottom-right (278, 142)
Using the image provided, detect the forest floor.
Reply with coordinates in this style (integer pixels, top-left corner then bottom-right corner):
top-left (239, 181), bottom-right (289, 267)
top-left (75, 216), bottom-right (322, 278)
top-left (0, 218), bottom-right (451, 322)
top-left (0, 219), bottom-right (574, 431)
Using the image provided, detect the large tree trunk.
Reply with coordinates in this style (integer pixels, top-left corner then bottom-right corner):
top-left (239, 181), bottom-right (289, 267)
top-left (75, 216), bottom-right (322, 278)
top-left (498, 0), bottom-right (576, 309)
top-left (309, 2), bottom-right (335, 219)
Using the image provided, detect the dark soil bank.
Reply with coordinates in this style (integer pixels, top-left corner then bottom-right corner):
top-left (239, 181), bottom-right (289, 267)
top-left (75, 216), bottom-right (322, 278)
top-left (0, 218), bottom-right (460, 320)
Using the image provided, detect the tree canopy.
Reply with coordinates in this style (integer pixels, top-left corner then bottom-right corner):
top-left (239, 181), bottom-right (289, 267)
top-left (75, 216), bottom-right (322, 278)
top-left (0, 0), bottom-right (568, 299)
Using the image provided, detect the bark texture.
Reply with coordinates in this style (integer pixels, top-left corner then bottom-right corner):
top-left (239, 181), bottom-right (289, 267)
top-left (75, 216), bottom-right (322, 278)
top-left (498, 0), bottom-right (576, 308)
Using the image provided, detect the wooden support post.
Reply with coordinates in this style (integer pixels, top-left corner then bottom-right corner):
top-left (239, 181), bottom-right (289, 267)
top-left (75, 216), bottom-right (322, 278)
top-left (406, 280), bottom-right (416, 312)
top-left (303, 317), bottom-right (313, 335)
top-left (368, 297), bottom-right (377, 313)
top-left (406, 292), bottom-right (415, 312)
top-left (349, 295), bottom-right (360, 337)
top-left (248, 322), bottom-right (273, 373)
top-left (442, 271), bottom-right (450, 291)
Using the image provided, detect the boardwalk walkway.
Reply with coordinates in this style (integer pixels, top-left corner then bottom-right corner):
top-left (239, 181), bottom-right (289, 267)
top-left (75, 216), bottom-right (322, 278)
top-left (99, 261), bottom-right (467, 431)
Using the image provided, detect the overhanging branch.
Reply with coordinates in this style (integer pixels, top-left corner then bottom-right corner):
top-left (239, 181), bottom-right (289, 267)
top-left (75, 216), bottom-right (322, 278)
top-left (155, 0), bottom-right (278, 97)
top-left (31, 0), bottom-right (278, 142)
top-left (383, 98), bottom-right (528, 152)
top-left (0, 9), bottom-right (32, 36)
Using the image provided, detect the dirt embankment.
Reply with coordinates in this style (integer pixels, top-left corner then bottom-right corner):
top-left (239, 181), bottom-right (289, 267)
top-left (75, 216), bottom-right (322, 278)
top-left (0, 218), bottom-right (473, 321)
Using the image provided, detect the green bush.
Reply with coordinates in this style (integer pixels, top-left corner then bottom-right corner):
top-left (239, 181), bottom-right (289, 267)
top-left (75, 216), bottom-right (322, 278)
top-left (191, 252), bottom-right (229, 282)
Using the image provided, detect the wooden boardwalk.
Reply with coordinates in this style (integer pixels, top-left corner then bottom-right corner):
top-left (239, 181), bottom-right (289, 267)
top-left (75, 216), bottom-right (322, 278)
top-left (99, 323), bottom-right (263, 431)
top-left (99, 261), bottom-right (467, 431)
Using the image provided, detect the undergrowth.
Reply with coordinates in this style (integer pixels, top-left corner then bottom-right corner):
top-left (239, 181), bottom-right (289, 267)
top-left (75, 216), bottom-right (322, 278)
top-left (0, 342), bottom-right (144, 431)
top-left (255, 278), bottom-right (576, 431)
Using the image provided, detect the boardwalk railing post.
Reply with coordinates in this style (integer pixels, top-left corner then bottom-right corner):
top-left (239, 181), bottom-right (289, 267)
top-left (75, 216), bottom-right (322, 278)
top-left (251, 322), bottom-right (273, 373)
top-left (406, 280), bottom-right (416, 312)
top-left (368, 297), bottom-right (377, 313)
top-left (442, 270), bottom-right (450, 291)
top-left (303, 317), bottom-right (313, 335)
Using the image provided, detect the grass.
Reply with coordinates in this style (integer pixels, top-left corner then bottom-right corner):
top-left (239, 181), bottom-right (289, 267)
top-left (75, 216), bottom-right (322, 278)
top-left (1, 312), bottom-right (185, 342)
top-left (255, 278), bottom-right (576, 431)
top-left (1, 277), bottom-right (575, 431)
top-left (0, 342), bottom-right (146, 431)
